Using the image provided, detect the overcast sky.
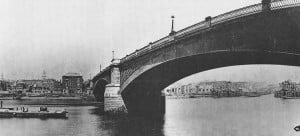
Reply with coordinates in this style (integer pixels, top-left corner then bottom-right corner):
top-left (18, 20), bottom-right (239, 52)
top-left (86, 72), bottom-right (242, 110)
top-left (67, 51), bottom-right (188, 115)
top-left (1, 0), bottom-right (299, 83)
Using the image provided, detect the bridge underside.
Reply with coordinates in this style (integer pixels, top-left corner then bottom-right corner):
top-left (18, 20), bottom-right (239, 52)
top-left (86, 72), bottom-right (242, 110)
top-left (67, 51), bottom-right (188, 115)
top-left (121, 51), bottom-right (300, 117)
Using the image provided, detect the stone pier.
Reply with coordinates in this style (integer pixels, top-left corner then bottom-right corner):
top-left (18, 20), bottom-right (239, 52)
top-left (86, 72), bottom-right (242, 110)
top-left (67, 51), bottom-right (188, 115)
top-left (104, 83), bottom-right (126, 112)
top-left (103, 60), bottom-right (127, 113)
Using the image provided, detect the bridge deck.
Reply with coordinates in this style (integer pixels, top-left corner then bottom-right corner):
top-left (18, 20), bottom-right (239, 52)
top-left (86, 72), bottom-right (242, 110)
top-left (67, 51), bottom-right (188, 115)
top-left (120, 0), bottom-right (300, 64)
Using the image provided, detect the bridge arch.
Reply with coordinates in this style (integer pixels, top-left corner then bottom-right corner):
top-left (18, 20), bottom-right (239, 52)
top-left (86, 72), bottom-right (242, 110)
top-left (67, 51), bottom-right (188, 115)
top-left (121, 50), bottom-right (300, 116)
top-left (91, 0), bottom-right (300, 116)
top-left (93, 79), bottom-right (109, 102)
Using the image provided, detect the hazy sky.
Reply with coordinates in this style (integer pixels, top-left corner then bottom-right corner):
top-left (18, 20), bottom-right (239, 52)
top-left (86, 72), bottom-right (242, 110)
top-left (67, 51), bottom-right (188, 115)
top-left (2, 0), bottom-right (300, 83)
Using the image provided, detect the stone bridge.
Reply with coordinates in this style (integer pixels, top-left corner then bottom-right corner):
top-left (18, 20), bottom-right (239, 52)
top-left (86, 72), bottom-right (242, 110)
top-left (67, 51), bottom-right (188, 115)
top-left (93, 0), bottom-right (300, 117)
top-left (92, 59), bottom-right (120, 102)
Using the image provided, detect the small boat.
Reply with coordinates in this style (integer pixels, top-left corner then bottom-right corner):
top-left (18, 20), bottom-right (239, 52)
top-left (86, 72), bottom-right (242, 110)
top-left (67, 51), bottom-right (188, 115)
top-left (243, 92), bottom-right (262, 97)
top-left (281, 96), bottom-right (300, 99)
top-left (0, 106), bottom-right (68, 118)
top-left (189, 95), bottom-right (196, 98)
top-left (244, 94), bottom-right (262, 97)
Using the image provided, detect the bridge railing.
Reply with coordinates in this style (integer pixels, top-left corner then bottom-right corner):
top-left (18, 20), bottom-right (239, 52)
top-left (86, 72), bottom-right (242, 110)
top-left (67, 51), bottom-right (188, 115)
top-left (173, 21), bottom-right (207, 38)
top-left (211, 4), bottom-right (262, 25)
top-left (271, 0), bottom-right (300, 10)
top-left (137, 45), bottom-right (150, 56)
top-left (151, 36), bottom-right (170, 49)
top-left (124, 52), bottom-right (136, 61)
top-left (121, 36), bottom-right (170, 62)
top-left (120, 0), bottom-right (300, 63)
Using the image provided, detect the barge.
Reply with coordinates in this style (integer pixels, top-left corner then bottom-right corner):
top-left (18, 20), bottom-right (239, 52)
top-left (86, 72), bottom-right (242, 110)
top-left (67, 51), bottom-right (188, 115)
top-left (0, 105), bottom-right (68, 118)
top-left (243, 92), bottom-right (262, 97)
top-left (281, 96), bottom-right (300, 99)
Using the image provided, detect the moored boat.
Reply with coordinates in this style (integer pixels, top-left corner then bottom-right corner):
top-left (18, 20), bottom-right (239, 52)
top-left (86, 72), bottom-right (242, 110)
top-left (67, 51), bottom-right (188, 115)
top-left (189, 95), bottom-right (196, 98)
top-left (0, 106), bottom-right (68, 118)
top-left (243, 92), bottom-right (262, 97)
top-left (281, 96), bottom-right (300, 99)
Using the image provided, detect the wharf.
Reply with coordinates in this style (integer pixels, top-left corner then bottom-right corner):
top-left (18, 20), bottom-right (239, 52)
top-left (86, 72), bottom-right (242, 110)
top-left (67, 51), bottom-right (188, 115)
top-left (23, 102), bottom-right (103, 106)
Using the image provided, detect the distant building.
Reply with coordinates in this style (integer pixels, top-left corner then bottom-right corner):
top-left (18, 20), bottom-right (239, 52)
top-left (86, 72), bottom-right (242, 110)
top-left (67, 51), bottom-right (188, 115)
top-left (21, 79), bottom-right (62, 94)
top-left (165, 81), bottom-right (247, 97)
top-left (42, 79), bottom-right (63, 94)
top-left (165, 86), bottom-right (181, 96)
top-left (196, 82), bottom-right (213, 95)
top-left (0, 80), bottom-right (9, 91)
top-left (275, 80), bottom-right (300, 98)
top-left (211, 81), bottom-right (243, 97)
top-left (181, 84), bottom-right (193, 95)
top-left (83, 80), bottom-right (93, 95)
top-left (30, 86), bottom-right (51, 95)
top-left (280, 80), bottom-right (299, 91)
top-left (62, 73), bottom-right (83, 94)
top-left (212, 81), bottom-right (231, 92)
top-left (230, 82), bottom-right (247, 91)
top-left (21, 80), bottom-right (43, 87)
top-left (12, 81), bottom-right (28, 94)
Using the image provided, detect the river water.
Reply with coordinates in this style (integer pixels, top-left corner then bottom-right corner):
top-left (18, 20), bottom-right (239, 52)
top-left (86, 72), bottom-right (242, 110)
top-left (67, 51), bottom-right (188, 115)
top-left (0, 94), bottom-right (300, 136)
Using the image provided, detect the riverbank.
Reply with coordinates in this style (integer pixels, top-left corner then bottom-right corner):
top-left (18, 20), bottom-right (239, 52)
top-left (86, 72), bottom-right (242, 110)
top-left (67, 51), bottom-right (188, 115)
top-left (0, 99), bottom-right (102, 107)
top-left (20, 96), bottom-right (82, 100)
top-left (22, 101), bottom-right (103, 106)
top-left (166, 95), bottom-right (210, 99)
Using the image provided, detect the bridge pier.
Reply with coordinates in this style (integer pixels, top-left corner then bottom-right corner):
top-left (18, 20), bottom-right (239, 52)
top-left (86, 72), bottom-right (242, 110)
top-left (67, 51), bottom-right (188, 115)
top-left (93, 59), bottom-right (128, 113)
top-left (104, 84), bottom-right (126, 112)
top-left (122, 84), bottom-right (165, 118)
top-left (103, 62), bottom-right (128, 113)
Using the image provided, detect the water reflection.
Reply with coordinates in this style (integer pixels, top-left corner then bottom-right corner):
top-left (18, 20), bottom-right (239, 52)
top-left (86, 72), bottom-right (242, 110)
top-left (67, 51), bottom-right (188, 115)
top-left (94, 107), bottom-right (165, 136)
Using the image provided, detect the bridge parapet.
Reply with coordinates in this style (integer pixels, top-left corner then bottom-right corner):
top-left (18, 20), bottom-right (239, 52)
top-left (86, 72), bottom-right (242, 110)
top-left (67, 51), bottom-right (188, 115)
top-left (120, 0), bottom-right (300, 64)
top-left (211, 4), bottom-right (262, 25)
top-left (271, 0), bottom-right (300, 10)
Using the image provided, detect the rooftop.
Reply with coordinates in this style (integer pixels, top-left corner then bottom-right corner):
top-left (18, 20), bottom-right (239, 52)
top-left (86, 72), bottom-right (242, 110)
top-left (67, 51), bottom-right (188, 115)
top-left (63, 72), bottom-right (82, 77)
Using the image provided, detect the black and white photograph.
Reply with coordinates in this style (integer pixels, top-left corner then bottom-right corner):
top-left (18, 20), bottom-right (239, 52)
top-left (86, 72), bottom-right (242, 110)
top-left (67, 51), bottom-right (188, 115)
top-left (1, 0), bottom-right (300, 135)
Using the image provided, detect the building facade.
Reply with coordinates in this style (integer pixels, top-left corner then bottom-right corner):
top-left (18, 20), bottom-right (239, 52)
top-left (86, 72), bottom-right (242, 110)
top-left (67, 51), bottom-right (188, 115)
top-left (0, 80), bottom-right (9, 91)
top-left (21, 79), bottom-right (63, 94)
top-left (196, 82), bottom-right (213, 96)
top-left (62, 73), bottom-right (83, 94)
top-left (83, 80), bottom-right (94, 95)
top-left (165, 81), bottom-right (247, 97)
top-left (275, 80), bottom-right (300, 98)
top-left (211, 81), bottom-right (243, 97)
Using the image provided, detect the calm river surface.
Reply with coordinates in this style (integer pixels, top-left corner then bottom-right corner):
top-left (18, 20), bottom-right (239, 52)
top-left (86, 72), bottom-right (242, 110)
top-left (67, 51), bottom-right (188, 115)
top-left (0, 94), bottom-right (300, 136)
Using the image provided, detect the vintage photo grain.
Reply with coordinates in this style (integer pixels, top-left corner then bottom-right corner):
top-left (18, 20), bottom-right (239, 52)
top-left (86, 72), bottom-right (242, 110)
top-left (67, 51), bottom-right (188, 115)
top-left (1, 0), bottom-right (300, 135)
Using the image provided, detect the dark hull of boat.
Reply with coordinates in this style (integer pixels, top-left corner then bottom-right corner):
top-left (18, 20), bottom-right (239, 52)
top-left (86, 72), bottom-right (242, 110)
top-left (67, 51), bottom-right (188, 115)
top-left (0, 111), bottom-right (67, 118)
top-left (14, 112), bottom-right (67, 118)
top-left (281, 96), bottom-right (300, 99)
top-left (0, 112), bottom-right (14, 117)
top-left (244, 94), bottom-right (262, 97)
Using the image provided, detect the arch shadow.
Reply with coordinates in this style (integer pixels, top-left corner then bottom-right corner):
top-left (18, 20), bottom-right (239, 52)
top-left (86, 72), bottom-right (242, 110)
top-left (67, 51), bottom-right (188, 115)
top-left (93, 79), bottom-right (109, 102)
